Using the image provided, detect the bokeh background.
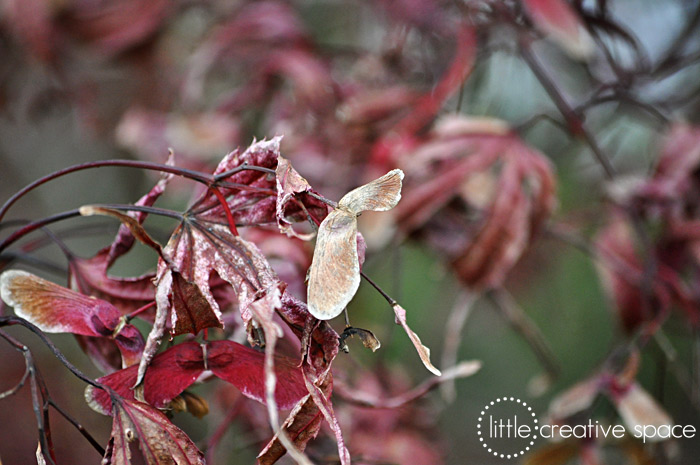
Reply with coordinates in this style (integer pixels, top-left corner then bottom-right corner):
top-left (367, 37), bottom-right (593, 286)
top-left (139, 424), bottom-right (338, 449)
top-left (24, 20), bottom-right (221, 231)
top-left (2, 0), bottom-right (700, 464)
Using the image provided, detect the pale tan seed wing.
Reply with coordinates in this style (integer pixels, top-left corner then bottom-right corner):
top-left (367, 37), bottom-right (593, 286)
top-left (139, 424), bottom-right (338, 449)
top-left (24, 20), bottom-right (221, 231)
top-left (307, 209), bottom-right (360, 320)
top-left (338, 169), bottom-right (404, 214)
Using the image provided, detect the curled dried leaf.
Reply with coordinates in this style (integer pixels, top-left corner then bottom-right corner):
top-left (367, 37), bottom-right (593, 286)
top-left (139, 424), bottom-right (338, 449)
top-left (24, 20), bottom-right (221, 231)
top-left (392, 303), bottom-right (441, 376)
top-left (104, 398), bottom-right (205, 465)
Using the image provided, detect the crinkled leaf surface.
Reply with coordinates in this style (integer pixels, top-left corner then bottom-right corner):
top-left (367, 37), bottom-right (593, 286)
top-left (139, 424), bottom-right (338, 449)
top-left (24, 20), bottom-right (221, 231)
top-left (103, 398), bottom-right (205, 465)
top-left (138, 139), bottom-right (326, 384)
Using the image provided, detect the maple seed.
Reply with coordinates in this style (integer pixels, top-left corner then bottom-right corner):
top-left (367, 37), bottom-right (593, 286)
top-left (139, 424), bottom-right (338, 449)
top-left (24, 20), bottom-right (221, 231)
top-left (307, 169), bottom-right (404, 320)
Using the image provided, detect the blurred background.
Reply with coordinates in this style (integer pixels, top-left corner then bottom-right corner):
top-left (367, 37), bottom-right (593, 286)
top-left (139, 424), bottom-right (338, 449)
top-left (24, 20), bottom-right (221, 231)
top-left (2, 0), bottom-right (700, 464)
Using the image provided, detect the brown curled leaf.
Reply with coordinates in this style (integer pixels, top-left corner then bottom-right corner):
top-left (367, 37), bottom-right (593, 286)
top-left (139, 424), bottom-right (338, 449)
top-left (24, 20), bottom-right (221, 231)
top-left (79, 206), bottom-right (164, 256)
top-left (275, 155), bottom-right (323, 240)
top-left (393, 303), bottom-right (441, 376)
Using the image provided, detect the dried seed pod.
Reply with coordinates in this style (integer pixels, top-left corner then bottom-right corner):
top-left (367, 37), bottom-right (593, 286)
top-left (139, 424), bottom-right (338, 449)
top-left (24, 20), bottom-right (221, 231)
top-left (307, 169), bottom-right (404, 320)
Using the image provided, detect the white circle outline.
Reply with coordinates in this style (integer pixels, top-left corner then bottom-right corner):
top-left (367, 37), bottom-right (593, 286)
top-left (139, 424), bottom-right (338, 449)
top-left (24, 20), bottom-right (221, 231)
top-left (476, 396), bottom-right (538, 459)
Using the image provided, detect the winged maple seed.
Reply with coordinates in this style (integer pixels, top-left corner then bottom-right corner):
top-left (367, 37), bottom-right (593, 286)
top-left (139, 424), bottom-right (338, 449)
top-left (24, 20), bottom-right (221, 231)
top-left (307, 168), bottom-right (404, 320)
top-left (0, 270), bottom-right (144, 368)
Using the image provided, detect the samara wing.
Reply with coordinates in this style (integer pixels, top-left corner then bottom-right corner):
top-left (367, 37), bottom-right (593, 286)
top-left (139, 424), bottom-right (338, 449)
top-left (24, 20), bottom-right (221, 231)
top-left (307, 209), bottom-right (360, 320)
top-left (338, 169), bottom-right (404, 214)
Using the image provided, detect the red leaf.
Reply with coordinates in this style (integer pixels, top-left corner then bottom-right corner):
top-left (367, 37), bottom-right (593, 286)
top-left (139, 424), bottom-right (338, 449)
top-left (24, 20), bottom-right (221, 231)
top-left (208, 340), bottom-right (307, 410)
top-left (523, 0), bottom-right (594, 59)
top-left (87, 341), bottom-right (204, 416)
top-left (137, 139), bottom-right (325, 385)
top-left (69, 158), bottom-right (173, 315)
top-left (87, 340), bottom-right (307, 415)
top-left (69, 250), bottom-right (156, 315)
top-left (61, 0), bottom-right (172, 55)
top-left (0, 270), bottom-right (144, 368)
top-left (396, 115), bottom-right (556, 290)
top-left (103, 398), bottom-right (205, 465)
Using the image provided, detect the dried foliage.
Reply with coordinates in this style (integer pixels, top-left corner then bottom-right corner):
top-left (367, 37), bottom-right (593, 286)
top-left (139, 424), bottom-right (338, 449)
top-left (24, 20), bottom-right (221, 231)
top-left (1, 0), bottom-right (700, 464)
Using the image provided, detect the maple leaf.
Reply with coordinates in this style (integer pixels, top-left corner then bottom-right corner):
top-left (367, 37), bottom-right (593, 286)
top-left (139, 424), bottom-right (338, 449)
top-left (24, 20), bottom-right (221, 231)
top-left (263, 292), bottom-right (351, 464)
top-left (522, 0), bottom-right (594, 59)
top-left (134, 139), bottom-right (325, 385)
top-left (103, 397), bottom-right (205, 465)
top-left (86, 340), bottom-right (307, 416)
top-left (70, 153), bottom-right (173, 315)
top-left (396, 114), bottom-right (556, 291)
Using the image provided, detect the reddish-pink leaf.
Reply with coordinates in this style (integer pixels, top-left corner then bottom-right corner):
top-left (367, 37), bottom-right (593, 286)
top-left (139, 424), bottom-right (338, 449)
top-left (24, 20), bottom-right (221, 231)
top-left (69, 249), bottom-right (156, 315)
top-left (0, 270), bottom-right (144, 368)
top-left (396, 115), bottom-right (556, 291)
top-left (523, 0), bottom-right (594, 59)
top-left (137, 139), bottom-right (326, 384)
top-left (103, 398), bottom-right (205, 465)
top-left (61, 0), bottom-right (172, 55)
top-left (87, 340), bottom-right (307, 416)
top-left (208, 339), bottom-right (307, 410)
top-left (69, 160), bottom-right (172, 315)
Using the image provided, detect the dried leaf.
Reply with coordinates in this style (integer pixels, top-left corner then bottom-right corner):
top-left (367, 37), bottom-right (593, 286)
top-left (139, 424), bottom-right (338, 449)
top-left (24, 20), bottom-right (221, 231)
top-left (138, 223), bottom-right (278, 385)
top-left (614, 383), bottom-right (673, 441)
top-left (257, 394), bottom-right (322, 465)
top-left (340, 326), bottom-right (381, 352)
top-left (307, 209), bottom-right (360, 320)
top-left (392, 303), bottom-right (441, 376)
top-left (549, 378), bottom-right (600, 421)
top-left (272, 293), bottom-right (347, 463)
top-left (275, 155), bottom-right (323, 239)
top-left (103, 398), bottom-right (205, 465)
top-left (0, 270), bottom-right (144, 368)
top-left (79, 206), bottom-right (164, 256)
top-left (107, 152), bottom-right (175, 266)
top-left (307, 169), bottom-right (404, 320)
